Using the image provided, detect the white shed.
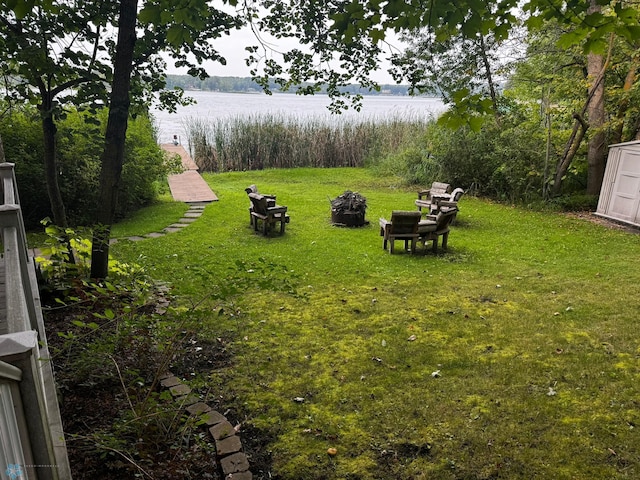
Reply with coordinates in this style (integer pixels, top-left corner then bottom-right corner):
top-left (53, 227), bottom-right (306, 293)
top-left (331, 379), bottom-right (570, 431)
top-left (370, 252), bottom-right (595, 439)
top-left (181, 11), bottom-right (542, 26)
top-left (595, 140), bottom-right (640, 227)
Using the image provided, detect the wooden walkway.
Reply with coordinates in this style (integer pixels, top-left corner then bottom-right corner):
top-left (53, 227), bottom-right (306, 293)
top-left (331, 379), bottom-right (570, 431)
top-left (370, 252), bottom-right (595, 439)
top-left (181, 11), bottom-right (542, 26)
top-left (162, 143), bottom-right (218, 203)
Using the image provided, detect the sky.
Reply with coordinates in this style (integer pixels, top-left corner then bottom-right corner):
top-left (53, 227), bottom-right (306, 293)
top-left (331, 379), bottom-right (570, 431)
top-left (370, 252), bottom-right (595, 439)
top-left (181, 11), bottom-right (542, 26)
top-left (165, 22), bottom-right (403, 85)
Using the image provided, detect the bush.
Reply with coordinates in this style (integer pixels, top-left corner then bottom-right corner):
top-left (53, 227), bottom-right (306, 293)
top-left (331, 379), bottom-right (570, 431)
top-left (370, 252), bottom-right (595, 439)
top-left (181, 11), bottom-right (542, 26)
top-left (547, 194), bottom-right (599, 212)
top-left (1, 109), bottom-right (49, 228)
top-left (389, 99), bottom-right (589, 203)
top-left (1, 106), bottom-right (172, 228)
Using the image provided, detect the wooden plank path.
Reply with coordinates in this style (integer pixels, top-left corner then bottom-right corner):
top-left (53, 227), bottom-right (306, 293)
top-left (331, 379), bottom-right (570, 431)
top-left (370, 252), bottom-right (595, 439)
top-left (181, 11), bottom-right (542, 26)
top-left (162, 143), bottom-right (218, 203)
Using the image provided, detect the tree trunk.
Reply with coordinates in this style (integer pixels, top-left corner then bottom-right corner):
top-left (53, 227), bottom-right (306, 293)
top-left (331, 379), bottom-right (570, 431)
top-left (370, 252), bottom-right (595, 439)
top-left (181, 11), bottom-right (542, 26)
top-left (586, 45), bottom-right (606, 195)
top-left (611, 58), bottom-right (638, 144)
top-left (478, 35), bottom-right (499, 121)
top-left (552, 20), bottom-right (611, 196)
top-left (552, 114), bottom-right (588, 195)
top-left (40, 106), bottom-right (68, 228)
top-left (90, 0), bottom-right (138, 279)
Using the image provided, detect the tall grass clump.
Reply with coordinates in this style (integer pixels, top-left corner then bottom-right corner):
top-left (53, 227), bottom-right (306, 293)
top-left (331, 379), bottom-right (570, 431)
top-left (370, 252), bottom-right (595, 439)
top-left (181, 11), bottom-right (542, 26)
top-left (184, 113), bottom-right (428, 171)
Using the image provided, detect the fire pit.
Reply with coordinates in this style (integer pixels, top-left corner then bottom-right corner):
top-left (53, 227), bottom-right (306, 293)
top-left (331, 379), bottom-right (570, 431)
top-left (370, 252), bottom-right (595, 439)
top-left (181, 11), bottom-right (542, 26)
top-left (330, 190), bottom-right (369, 227)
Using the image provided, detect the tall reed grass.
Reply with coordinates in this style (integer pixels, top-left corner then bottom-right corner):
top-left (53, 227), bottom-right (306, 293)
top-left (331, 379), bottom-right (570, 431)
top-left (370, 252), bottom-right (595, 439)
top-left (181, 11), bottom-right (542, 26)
top-left (183, 114), bottom-right (429, 171)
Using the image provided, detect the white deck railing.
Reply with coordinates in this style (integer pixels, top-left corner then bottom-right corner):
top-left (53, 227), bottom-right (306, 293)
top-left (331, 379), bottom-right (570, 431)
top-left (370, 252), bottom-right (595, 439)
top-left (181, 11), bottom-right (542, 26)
top-left (0, 162), bottom-right (71, 480)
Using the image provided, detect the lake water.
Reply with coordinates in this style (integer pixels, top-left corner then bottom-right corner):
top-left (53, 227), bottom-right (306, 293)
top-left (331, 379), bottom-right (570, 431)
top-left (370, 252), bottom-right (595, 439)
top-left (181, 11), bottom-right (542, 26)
top-left (151, 90), bottom-right (445, 144)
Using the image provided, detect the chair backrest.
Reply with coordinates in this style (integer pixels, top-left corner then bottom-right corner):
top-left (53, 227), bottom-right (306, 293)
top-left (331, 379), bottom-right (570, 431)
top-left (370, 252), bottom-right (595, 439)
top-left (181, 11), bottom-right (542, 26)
top-left (245, 184), bottom-right (258, 195)
top-left (390, 210), bottom-right (421, 234)
top-left (248, 192), bottom-right (268, 215)
top-left (431, 182), bottom-right (451, 195)
top-left (434, 208), bottom-right (458, 231)
top-left (450, 188), bottom-right (464, 202)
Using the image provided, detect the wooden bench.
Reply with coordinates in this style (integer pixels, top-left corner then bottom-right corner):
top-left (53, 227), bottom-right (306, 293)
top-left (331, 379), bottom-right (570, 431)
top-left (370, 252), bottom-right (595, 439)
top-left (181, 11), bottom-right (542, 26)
top-left (248, 193), bottom-right (290, 236)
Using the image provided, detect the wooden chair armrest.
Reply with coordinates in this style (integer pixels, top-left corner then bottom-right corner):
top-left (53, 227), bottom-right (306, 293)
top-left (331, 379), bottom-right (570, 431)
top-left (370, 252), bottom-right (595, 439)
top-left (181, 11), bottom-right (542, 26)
top-left (417, 189), bottom-right (431, 200)
top-left (267, 206), bottom-right (287, 214)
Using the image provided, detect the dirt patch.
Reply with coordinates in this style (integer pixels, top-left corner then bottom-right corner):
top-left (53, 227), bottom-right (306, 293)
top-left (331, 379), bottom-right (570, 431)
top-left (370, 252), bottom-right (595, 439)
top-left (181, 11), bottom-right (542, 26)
top-left (46, 294), bottom-right (274, 480)
top-left (563, 211), bottom-right (640, 233)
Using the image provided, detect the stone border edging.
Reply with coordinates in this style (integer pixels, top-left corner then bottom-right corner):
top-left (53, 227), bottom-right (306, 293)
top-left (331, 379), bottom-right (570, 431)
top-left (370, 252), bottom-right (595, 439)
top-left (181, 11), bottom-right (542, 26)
top-left (159, 372), bottom-right (253, 480)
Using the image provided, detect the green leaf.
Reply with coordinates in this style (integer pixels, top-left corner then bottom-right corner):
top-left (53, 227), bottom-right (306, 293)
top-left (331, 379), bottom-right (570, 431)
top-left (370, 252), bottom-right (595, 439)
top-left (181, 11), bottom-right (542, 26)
top-left (437, 111), bottom-right (465, 129)
top-left (468, 116), bottom-right (484, 131)
top-left (12, 0), bottom-right (34, 19)
top-left (452, 88), bottom-right (470, 103)
top-left (369, 28), bottom-right (385, 43)
top-left (166, 25), bottom-right (185, 46)
top-left (614, 5), bottom-right (638, 23)
top-left (618, 25), bottom-right (640, 42)
top-left (104, 309), bottom-right (115, 320)
top-left (583, 12), bottom-right (605, 27)
top-left (557, 28), bottom-right (588, 49)
top-left (583, 37), bottom-right (607, 55)
top-left (138, 5), bottom-right (161, 24)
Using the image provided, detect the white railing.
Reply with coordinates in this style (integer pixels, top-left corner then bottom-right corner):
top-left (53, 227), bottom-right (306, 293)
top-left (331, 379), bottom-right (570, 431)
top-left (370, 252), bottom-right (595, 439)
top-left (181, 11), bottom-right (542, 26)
top-left (0, 163), bottom-right (71, 480)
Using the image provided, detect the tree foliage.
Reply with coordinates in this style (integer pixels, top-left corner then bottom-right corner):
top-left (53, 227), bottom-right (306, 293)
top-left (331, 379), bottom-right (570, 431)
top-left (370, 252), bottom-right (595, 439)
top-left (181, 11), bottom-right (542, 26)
top-left (251, 0), bottom-right (640, 121)
top-left (0, 0), bottom-right (244, 232)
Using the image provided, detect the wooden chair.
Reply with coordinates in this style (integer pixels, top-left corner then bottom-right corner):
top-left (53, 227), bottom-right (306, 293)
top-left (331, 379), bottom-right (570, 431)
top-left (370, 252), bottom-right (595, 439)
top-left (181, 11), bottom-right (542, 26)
top-left (415, 182), bottom-right (451, 213)
top-left (245, 185), bottom-right (276, 227)
top-left (248, 192), bottom-right (290, 236)
top-left (417, 207), bottom-right (458, 252)
top-left (430, 188), bottom-right (465, 216)
top-left (379, 210), bottom-right (422, 254)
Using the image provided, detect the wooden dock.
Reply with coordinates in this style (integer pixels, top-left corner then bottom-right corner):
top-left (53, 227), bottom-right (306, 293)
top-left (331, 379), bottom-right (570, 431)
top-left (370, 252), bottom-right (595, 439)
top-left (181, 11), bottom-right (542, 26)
top-left (162, 143), bottom-right (218, 203)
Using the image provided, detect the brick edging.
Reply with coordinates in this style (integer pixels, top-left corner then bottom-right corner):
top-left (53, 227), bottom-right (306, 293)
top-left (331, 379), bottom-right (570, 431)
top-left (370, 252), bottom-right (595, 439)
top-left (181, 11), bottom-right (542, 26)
top-left (159, 373), bottom-right (252, 480)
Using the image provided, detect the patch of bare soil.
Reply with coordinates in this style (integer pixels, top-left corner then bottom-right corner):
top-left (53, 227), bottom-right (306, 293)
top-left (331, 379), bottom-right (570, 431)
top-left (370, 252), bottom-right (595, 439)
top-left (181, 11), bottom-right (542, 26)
top-left (45, 296), bottom-right (274, 479)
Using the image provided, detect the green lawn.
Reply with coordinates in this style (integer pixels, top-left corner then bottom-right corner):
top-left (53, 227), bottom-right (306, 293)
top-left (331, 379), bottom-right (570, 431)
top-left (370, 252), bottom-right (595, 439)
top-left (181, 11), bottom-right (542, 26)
top-left (112, 168), bottom-right (640, 479)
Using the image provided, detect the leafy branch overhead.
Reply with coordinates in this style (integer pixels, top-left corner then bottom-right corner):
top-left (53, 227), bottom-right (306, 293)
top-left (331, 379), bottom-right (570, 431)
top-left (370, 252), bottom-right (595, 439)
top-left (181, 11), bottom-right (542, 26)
top-left (251, 0), bottom-right (640, 123)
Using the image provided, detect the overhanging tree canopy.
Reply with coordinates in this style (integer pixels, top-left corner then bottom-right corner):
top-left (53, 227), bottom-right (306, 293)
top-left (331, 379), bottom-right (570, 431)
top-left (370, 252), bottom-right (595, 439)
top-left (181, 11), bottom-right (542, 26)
top-left (250, 0), bottom-right (640, 119)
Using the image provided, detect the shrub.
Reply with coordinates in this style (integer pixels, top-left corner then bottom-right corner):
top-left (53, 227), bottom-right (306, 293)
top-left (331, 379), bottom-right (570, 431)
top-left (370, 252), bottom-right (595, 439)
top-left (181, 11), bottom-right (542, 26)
top-left (547, 194), bottom-right (599, 211)
top-left (1, 105), bottom-right (171, 228)
top-left (0, 108), bottom-right (49, 228)
top-left (390, 100), bottom-right (588, 203)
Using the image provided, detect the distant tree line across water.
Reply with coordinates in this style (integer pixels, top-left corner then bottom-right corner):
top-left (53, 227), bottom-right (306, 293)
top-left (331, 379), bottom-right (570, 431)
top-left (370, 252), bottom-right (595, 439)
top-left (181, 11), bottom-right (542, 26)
top-left (164, 74), bottom-right (414, 96)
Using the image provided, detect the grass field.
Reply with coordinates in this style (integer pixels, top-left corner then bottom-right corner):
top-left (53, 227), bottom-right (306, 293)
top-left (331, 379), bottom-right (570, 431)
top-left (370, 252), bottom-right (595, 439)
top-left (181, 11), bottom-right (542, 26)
top-left (111, 168), bottom-right (640, 479)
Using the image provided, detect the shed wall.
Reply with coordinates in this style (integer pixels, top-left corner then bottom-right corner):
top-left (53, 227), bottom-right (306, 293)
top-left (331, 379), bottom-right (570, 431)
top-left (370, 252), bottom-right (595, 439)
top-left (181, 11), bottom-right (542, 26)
top-left (595, 141), bottom-right (640, 227)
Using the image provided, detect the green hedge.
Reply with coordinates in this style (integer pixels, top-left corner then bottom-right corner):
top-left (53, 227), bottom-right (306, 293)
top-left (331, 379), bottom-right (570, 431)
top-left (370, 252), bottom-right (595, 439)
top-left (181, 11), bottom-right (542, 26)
top-left (1, 107), bottom-right (174, 229)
